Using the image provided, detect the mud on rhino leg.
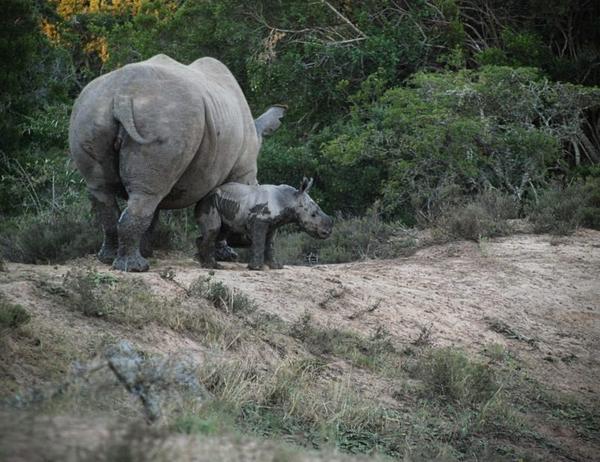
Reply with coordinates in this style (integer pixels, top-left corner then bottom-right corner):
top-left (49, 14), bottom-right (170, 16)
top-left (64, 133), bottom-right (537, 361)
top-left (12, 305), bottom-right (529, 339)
top-left (248, 220), bottom-right (269, 271)
top-left (140, 210), bottom-right (159, 258)
top-left (113, 194), bottom-right (159, 272)
top-left (90, 193), bottom-right (120, 264)
top-left (265, 229), bottom-right (283, 270)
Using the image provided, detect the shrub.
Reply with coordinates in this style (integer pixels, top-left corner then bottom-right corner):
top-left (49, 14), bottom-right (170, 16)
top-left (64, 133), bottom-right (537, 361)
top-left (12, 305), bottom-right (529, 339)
top-left (528, 177), bottom-right (600, 234)
top-left (318, 66), bottom-right (599, 221)
top-left (274, 207), bottom-right (416, 265)
top-left (289, 313), bottom-right (397, 371)
top-left (0, 206), bottom-right (100, 264)
top-left (188, 276), bottom-right (257, 315)
top-left (434, 190), bottom-right (520, 241)
top-left (0, 299), bottom-right (31, 330)
top-left (411, 348), bottom-right (498, 407)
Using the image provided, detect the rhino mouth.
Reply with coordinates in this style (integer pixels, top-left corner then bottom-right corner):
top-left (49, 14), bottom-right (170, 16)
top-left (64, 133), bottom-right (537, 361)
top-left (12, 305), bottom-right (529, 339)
top-left (316, 228), bottom-right (332, 239)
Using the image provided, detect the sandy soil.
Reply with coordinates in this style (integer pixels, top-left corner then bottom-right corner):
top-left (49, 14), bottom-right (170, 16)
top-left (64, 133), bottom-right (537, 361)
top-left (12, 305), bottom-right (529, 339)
top-left (1, 229), bottom-right (599, 401)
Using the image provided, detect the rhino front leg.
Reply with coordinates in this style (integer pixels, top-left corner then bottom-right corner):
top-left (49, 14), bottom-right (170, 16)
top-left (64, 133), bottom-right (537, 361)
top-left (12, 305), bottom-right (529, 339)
top-left (90, 192), bottom-right (120, 264)
top-left (248, 220), bottom-right (269, 271)
top-left (265, 229), bottom-right (283, 270)
top-left (195, 200), bottom-right (222, 269)
top-left (113, 194), bottom-right (158, 272)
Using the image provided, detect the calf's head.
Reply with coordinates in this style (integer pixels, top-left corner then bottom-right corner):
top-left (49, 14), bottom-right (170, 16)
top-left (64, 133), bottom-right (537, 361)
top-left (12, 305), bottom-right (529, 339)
top-left (293, 177), bottom-right (333, 239)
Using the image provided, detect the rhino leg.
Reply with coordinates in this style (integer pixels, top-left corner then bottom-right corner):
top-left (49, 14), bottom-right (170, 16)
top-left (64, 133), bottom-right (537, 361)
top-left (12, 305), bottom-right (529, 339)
top-left (215, 239), bottom-right (239, 262)
top-left (194, 200), bottom-right (222, 269)
top-left (140, 210), bottom-right (159, 258)
top-left (113, 194), bottom-right (159, 272)
top-left (248, 220), bottom-right (269, 271)
top-left (91, 193), bottom-right (120, 264)
top-left (264, 229), bottom-right (283, 270)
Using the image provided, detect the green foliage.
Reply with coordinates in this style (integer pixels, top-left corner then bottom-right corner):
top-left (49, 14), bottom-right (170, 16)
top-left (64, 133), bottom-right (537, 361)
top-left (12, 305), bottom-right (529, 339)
top-left (0, 205), bottom-right (100, 264)
top-left (274, 207), bottom-right (416, 265)
top-left (411, 348), bottom-right (498, 407)
top-left (0, 299), bottom-right (31, 330)
top-left (527, 177), bottom-right (600, 234)
top-left (318, 66), bottom-right (598, 220)
top-left (434, 190), bottom-right (520, 241)
top-left (189, 276), bottom-right (257, 315)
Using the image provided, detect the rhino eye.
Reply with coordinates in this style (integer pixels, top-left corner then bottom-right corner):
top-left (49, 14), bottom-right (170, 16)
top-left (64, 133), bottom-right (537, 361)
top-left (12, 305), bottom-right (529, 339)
top-left (311, 212), bottom-right (317, 218)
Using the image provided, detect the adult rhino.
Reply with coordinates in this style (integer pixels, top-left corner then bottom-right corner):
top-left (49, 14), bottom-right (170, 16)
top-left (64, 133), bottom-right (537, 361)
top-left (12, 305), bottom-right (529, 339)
top-left (69, 54), bottom-right (285, 271)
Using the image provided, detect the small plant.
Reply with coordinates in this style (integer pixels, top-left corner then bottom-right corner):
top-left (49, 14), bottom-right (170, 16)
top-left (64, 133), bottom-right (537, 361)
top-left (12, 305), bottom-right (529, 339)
top-left (188, 276), bottom-right (256, 314)
top-left (289, 313), bottom-right (397, 371)
top-left (411, 348), bottom-right (498, 406)
top-left (63, 268), bottom-right (110, 317)
top-left (0, 299), bottom-right (31, 329)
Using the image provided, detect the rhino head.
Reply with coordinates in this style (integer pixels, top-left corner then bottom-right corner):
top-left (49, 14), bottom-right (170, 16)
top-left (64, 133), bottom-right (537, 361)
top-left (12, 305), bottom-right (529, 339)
top-left (294, 177), bottom-right (333, 239)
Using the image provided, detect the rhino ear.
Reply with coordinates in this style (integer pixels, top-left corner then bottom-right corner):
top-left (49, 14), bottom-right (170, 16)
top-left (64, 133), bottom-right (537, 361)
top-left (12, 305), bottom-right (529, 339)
top-left (299, 177), bottom-right (313, 194)
top-left (255, 104), bottom-right (287, 138)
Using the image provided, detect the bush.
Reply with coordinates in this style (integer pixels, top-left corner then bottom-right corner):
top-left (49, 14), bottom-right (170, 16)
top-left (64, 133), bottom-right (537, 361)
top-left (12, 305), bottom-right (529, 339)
top-left (0, 299), bottom-right (31, 330)
top-left (434, 190), bottom-right (520, 241)
top-left (273, 206), bottom-right (416, 265)
top-left (528, 177), bottom-right (600, 234)
top-left (411, 348), bottom-right (498, 407)
top-left (318, 66), bottom-right (599, 221)
top-left (0, 207), bottom-right (100, 264)
top-left (188, 276), bottom-right (257, 315)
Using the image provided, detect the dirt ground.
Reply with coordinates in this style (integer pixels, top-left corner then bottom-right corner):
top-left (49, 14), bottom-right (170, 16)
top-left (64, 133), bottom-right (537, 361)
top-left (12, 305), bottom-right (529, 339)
top-left (2, 229), bottom-right (598, 403)
top-left (174, 229), bottom-right (600, 402)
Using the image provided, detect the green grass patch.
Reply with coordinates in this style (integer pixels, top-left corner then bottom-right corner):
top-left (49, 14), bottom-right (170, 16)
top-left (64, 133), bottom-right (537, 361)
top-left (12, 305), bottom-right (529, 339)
top-left (0, 299), bottom-right (31, 330)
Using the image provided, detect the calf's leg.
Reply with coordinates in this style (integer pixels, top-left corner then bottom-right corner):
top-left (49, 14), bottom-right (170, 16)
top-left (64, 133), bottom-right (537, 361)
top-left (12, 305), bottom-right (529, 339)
top-left (248, 220), bottom-right (269, 270)
top-left (265, 229), bottom-right (283, 269)
top-left (195, 201), bottom-right (222, 269)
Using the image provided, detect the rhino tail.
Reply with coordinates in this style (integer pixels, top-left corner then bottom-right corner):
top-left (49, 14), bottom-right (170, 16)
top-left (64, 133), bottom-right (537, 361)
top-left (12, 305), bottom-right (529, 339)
top-left (112, 95), bottom-right (156, 145)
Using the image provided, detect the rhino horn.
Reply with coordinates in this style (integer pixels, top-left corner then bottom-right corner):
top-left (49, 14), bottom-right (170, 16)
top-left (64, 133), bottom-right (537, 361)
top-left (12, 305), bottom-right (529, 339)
top-left (254, 104), bottom-right (287, 138)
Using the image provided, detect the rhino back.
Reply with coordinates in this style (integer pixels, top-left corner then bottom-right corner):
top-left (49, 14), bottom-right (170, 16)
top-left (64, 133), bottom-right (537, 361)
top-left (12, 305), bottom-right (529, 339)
top-left (69, 54), bottom-right (260, 209)
top-left (213, 184), bottom-right (295, 232)
top-left (159, 58), bottom-right (260, 208)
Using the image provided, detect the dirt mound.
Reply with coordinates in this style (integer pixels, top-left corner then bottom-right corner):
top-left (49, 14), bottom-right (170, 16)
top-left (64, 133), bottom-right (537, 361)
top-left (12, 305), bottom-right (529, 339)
top-left (1, 230), bottom-right (599, 460)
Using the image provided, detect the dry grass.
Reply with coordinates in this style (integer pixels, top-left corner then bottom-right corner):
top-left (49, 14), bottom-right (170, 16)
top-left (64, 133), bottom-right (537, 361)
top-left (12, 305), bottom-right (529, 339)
top-left (62, 268), bottom-right (243, 348)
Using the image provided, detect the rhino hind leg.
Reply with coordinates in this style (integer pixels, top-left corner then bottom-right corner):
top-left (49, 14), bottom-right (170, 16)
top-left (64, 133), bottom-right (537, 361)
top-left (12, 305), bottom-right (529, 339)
top-left (140, 210), bottom-right (159, 258)
top-left (90, 193), bottom-right (120, 264)
top-left (112, 194), bottom-right (160, 272)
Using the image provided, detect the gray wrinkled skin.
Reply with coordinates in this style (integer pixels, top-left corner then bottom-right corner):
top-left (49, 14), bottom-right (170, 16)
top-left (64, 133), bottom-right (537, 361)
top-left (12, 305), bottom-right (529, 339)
top-left (196, 177), bottom-right (333, 270)
top-left (69, 54), bottom-right (285, 272)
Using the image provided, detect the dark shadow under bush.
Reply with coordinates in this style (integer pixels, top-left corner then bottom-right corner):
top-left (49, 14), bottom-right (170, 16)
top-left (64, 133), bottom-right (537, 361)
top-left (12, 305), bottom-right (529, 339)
top-left (0, 209), bottom-right (100, 264)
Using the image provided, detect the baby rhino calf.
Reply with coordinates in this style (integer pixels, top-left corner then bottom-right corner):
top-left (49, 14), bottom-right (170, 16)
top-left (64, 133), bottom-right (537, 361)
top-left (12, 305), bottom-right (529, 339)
top-left (196, 177), bottom-right (333, 270)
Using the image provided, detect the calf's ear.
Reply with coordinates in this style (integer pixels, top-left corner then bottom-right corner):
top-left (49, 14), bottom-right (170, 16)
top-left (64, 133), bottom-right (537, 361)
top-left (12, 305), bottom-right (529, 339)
top-left (299, 177), bottom-right (314, 194)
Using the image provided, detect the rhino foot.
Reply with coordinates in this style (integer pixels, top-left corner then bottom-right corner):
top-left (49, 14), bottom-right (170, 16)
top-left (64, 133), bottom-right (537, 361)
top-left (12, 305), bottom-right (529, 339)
top-left (247, 263), bottom-right (267, 271)
top-left (195, 253), bottom-right (222, 269)
top-left (112, 254), bottom-right (150, 272)
top-left (140, 242), bottom-right (154, 258)
top-left (215, 244), bottom-right (239, 262)
top-left (97, 245), bottom-right (118, 264)
top-left (266, 261), bottom-right (283, 270)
